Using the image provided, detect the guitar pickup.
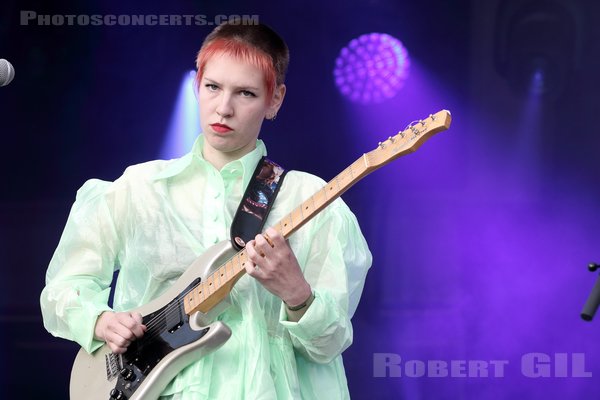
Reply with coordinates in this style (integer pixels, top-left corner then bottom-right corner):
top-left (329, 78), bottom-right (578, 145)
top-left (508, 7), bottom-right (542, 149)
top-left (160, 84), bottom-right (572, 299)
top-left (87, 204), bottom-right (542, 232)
top-left (164, 297), bottom-right (186, 334)
top-left (168, 321), bottom-right (184, 334)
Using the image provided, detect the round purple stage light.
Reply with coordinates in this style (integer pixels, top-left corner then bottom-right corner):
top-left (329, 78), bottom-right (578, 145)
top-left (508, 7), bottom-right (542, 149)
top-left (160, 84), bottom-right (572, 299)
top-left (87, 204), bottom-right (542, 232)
top-left (334, 33), bottom-right (410, 104)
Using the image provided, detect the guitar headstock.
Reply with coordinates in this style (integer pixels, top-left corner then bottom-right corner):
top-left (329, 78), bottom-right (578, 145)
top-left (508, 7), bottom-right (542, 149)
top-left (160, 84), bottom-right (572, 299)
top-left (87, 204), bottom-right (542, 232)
top-left (365, 110), bottom-right (452, 169)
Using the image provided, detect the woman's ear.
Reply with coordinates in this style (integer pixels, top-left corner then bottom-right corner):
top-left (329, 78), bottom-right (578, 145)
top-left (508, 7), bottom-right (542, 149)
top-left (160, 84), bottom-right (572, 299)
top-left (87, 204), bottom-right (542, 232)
top-left (267, 84), bottom-right (286, 120)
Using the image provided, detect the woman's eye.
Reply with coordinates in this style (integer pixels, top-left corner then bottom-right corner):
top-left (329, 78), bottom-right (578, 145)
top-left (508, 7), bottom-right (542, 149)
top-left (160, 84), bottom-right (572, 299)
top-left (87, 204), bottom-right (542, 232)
top-left (205, 84), bottom-right (218, 91)
top-left (240, 90), bottom-right (256, 97)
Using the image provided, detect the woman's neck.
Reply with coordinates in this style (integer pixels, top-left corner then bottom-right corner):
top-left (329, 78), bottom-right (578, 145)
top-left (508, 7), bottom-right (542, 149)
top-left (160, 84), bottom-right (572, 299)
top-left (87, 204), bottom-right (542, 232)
top-left (202, 143), bottom-right (256, 170)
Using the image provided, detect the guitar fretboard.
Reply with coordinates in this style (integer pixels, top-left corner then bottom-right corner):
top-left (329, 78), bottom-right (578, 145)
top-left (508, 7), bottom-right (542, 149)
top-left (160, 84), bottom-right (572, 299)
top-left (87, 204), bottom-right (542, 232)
top-left (182, 156), bottom-right (371, 315)
top-left (182, 109), bottom-right (451, 316)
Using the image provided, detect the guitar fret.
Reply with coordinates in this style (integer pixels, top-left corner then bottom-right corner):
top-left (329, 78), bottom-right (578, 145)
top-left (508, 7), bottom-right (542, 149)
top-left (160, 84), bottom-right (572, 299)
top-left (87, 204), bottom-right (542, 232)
top-left (317, 191), bottom-right (324, 212)
top-left (362, 153), bottom-right (370, 169)
top-left (217, 265), bottom-right (225, 288)
top-left (292, 207), bottom-right (302, 226)
top-left (237, 252), bottom-right (244, 271)
top-left (302, 199), bottom-right (309, 217)
top-left (344, 170), bottom-right (351, 186)
top-left (213, 271), bottom-right (219, 291)
top-left (180, 110), bottom-right (450, 318)
top-left (199, 284), bottom-right (204, 301)
top-left (281, 214), bottom-right (294, 235)
top-left (304, 198), bottom-right (313, 216)
top-left (206, 274), bottom-right (214, 294)
top-left (227, 258), bottom-right (234, 277)
top-left (312, 189), bottom-right (323, 211)
top-left (233, 254), bottom-right (239, 273)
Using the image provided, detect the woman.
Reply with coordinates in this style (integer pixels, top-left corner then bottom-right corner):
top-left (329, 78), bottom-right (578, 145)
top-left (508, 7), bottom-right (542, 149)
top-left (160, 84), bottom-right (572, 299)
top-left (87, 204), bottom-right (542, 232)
top-left (41, 21), bottom-right (372, 399)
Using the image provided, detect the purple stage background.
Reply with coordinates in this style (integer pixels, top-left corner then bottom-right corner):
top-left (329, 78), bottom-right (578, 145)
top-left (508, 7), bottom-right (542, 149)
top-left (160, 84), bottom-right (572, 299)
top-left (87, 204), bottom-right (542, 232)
top-left (1, 0), bottom-right (599, 399)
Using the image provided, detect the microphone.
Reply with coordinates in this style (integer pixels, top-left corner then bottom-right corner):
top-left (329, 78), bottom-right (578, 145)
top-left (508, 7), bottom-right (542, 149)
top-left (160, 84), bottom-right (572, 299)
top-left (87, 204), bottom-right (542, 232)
top-left (0, 59), bottom-right (15, 87)
top-left (581, 263), bottom-right (600, 321)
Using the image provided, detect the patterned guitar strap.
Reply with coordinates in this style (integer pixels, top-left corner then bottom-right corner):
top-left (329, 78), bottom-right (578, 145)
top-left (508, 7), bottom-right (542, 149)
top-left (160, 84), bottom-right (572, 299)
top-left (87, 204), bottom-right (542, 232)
top-left (230, 157), bottom-right (287, 250)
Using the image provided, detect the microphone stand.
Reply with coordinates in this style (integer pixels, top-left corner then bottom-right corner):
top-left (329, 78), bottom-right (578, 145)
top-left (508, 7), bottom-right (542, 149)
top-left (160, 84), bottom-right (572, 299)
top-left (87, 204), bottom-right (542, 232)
top-left (581, 263), bottom-right (600, 321)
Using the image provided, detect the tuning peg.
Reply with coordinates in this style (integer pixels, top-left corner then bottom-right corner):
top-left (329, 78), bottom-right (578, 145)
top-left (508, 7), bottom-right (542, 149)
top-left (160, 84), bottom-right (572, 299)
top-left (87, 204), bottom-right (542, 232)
top-left (388, 136), bottom-right (395, 143)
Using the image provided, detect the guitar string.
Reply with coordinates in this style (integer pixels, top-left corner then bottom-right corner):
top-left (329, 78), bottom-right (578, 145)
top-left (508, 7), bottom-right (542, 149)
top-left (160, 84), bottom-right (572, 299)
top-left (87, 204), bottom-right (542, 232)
top-left (140, 123), bottom-right (435, 339)
top-left (139, 269), bottom-right (220, 337)
top-left (138, 251), bottom-right (249, 345)
top-left (138, 250), bottom-right (251, 344)
top-left (113, 128), bottom-right (434, 353)
top-left (124, 167), bottom-right (357, 348)
top-left (136, 282), bottom-right (220, 345)
top-left (142, 250), bottom-right (246, 332)
top-left (130, 171), bottom-right (347, 341)
top-left (135, 254), bottom-right (244, 344)
top-left (136, 290), bottom-right (193, 345)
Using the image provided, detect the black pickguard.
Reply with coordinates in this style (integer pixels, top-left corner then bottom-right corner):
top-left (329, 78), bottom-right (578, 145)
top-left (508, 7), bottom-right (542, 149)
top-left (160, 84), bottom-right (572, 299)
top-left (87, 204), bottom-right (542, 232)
top-left (108, 278), bottom-right (209, 399)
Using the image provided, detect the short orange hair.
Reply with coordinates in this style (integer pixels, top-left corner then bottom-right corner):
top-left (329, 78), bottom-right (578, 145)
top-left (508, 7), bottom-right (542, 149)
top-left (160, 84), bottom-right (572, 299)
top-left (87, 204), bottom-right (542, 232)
top-left (195, 22), bottom-right (289, 100)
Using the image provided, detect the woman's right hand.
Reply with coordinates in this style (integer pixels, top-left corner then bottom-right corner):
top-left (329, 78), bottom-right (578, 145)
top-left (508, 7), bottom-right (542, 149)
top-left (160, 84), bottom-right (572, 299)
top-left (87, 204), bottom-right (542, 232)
top-left (94, 311), bottom-right (146, 354)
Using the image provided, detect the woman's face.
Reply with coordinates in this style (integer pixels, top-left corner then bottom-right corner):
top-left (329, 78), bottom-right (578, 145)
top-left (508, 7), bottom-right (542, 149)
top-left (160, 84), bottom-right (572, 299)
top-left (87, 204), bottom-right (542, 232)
top-left (198, 52), bottom-right (284, 166)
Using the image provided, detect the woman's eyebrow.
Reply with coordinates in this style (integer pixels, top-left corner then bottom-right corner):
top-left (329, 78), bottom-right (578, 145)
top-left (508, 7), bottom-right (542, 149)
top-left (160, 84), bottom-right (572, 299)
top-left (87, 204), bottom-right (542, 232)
top-left (203, 76), bottom-right (260, 92)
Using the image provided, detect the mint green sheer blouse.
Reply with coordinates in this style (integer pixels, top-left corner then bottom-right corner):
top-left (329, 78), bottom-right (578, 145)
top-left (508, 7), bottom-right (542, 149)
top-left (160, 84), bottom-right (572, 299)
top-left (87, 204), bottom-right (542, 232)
top-left (40, 135), bottom-right (372, 399)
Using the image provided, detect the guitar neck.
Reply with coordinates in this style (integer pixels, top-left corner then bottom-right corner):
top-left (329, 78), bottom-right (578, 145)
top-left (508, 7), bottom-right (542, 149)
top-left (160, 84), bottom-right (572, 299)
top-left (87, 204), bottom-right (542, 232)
top-left (277, 156), bottom-right (372, 238)
top-left (182, 110), bottom-right (451, 316)
top-left (182, 156), bottom-right (372, 316)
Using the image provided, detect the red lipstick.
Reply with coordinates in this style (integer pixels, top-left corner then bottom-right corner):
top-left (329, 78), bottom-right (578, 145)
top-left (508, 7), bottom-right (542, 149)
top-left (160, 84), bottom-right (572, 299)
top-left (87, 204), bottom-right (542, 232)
top-left (210, 123), bottom-right (233, 133)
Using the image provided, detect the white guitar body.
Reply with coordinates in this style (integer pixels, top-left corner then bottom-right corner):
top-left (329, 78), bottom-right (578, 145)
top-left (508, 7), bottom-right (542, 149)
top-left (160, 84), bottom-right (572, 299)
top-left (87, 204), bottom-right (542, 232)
top-left (70, 241), bottom-right (237, 400)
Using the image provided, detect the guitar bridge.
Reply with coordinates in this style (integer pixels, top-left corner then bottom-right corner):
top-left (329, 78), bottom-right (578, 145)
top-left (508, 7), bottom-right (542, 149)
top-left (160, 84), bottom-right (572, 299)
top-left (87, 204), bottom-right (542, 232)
top-left (105, 352), bottom-right (124, 381)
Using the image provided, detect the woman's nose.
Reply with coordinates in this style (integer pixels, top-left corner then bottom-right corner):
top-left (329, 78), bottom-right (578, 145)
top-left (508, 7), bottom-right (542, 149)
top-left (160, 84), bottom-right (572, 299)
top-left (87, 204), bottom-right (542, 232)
top-left (216, 94), bottom-right (233, 118)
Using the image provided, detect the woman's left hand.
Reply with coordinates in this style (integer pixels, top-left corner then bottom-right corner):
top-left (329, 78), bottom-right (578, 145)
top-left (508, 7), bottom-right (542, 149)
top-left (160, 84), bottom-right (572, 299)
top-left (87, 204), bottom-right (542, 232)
top-left (245, 227), bottom-right (312, 307)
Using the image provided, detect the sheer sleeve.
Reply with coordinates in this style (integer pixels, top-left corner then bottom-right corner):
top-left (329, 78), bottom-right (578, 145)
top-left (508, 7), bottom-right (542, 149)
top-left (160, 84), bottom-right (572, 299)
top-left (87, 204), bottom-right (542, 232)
top-left (40, 178), bottom-right (122, 353)
top-left (280, 198), bottom-right (372, 363)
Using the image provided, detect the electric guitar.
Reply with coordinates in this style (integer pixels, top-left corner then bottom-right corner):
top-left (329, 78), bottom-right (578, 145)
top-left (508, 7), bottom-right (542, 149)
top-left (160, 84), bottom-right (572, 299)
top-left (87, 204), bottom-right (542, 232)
top-left (69, 110), bottom-right (452, 399)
